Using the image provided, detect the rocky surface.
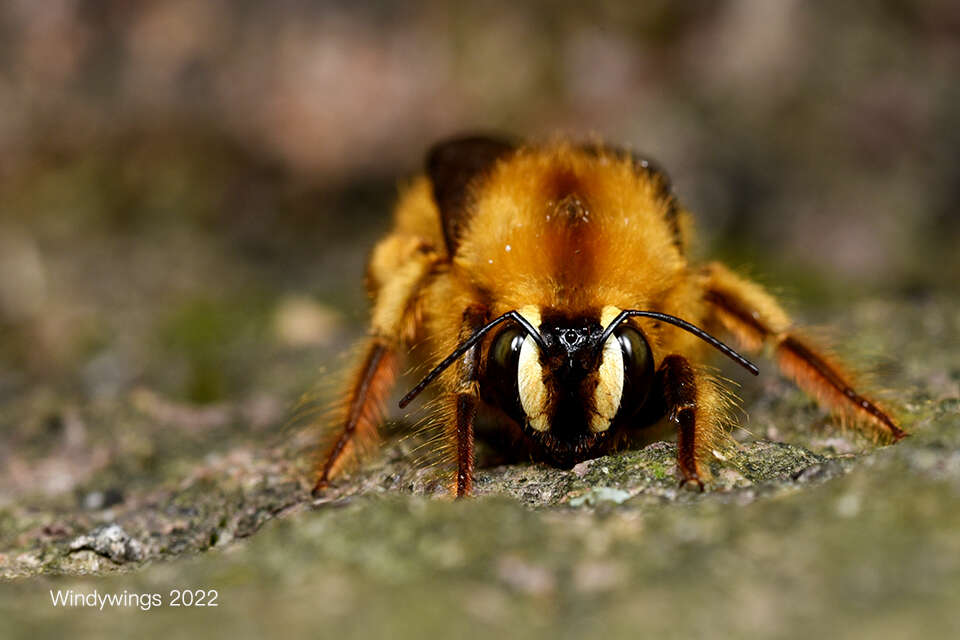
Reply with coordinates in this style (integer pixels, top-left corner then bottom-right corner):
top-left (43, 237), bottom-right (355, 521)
top-left (0, 293), bottom-right (956, 638)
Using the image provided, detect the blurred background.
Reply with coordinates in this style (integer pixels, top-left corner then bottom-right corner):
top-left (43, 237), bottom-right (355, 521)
top-left (1, 1), bottom-right (958, 505)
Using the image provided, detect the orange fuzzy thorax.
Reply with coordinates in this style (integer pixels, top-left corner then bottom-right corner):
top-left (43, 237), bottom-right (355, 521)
top-left (455, 145), bottom-right (685, 314)
top-left (397, 144), bottom-right (711, 374)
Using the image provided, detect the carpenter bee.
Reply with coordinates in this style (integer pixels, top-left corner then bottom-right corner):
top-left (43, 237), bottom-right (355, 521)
top-left (313, 136), bottom-right (904, 497)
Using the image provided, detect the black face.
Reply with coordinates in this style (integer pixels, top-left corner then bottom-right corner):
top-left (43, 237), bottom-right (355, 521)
top-left (480, 317), bottom-right (656, 467)
top-left (538, 317), bottom-right (606, 389)
top-left (535, 317), bottom-right (605, 459)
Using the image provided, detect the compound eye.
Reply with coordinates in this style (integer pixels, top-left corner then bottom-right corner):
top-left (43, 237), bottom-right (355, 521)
top-left (482, 327), bottom-right (527, 423)
top-left (615, 326), bottom-right (655, 418)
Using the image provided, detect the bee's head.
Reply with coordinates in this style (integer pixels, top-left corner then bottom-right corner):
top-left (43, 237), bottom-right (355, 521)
top-left (480, 306), bottom-right (654, 465)
top-left (398, 305), bottom-right (755, 467)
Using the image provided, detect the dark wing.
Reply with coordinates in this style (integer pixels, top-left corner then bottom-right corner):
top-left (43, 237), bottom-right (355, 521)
top-left (427, 135), bottom-right (516, 255)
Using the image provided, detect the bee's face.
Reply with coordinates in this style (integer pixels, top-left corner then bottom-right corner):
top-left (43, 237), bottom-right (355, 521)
top-left (480, 305), bottom-right (655, 466)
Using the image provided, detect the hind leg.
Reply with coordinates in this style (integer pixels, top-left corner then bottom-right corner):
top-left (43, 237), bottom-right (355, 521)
top-left (314, 340), bottom-right (399, 493)
top-left (701, 262), bottom-right (904, 442)
top-left (313, 237), bottom-right (440, 494)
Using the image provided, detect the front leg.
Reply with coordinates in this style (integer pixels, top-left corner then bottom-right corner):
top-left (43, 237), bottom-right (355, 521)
top-left (447, 306), bottom-right (487, 498)
top-left (658, 354), bottom-right (722, 490)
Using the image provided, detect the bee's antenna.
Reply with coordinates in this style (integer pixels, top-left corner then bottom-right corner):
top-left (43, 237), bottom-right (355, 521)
top-left (398, 310), bottom-right (545, 409)
top-left (598, 310), bottom-right (759, 376)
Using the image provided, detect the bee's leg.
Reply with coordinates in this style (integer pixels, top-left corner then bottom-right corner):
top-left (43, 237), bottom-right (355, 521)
top-left (657, 354), bottom-right (719, 490)
top-left (313, 339), bottom-right (399, 494)
top-left (313, 239), bottom-right (439, 495)
top-left (702, 262), bottom-right (905, 441)
top-left (447, 306), bottom-right (487, 498)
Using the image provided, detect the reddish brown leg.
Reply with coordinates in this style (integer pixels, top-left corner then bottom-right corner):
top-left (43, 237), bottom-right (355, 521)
top-left (658, 354), bottom-right (705, 491)
top-left (450, 307), bottom-right (486, 498)
top-left (776, 336), bottom-right (905, 440)
top-left (453, 349), bottom-right (480, 498)
top-left (313, 338), bottom-right (398, 495)
top-left (703, 263), bottom-right (905, 442)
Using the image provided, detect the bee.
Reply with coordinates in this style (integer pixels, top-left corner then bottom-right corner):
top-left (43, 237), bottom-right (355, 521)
top-left (313, 135), bottom-right (905, 497)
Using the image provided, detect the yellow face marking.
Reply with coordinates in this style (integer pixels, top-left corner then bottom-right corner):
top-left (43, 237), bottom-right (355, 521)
top-left (600, 305), bottom-right (621, 330)
top-left (516, 306), bottom-right (549, 432)
top-left (590, 306), bottom-right (625, 433)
